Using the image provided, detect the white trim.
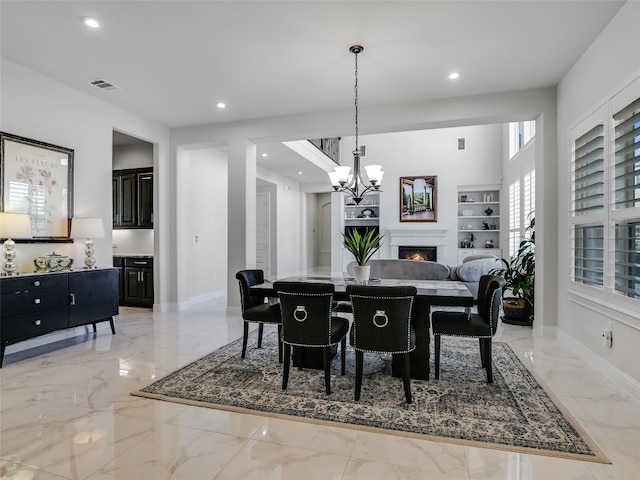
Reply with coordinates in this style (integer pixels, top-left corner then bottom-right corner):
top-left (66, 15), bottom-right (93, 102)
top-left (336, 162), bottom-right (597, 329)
top-left (557, 329), bottom-right (640, 402)
top-left (568, 290), bottom-right (640, 329)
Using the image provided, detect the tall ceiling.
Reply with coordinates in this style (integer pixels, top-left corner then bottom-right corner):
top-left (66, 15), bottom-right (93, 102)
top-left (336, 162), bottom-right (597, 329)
top-left (0, 0), bottom-right (625, 183)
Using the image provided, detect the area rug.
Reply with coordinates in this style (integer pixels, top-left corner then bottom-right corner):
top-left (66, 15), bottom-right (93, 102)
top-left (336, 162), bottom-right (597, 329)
top-left (132, 330), bottom-right (609, 463)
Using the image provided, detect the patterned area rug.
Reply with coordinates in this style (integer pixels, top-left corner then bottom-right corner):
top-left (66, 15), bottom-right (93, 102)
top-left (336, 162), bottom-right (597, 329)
top-left (132, 330), bottom-right (608, 463)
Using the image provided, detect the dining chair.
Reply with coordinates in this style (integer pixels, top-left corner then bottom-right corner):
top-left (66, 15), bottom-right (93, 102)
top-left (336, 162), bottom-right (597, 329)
top-left (431, 274), bottom-right (506, 383)
top-left (274, 281), bottom-right (349, 395)
top-left (347, 285), bottom-right (417, 404)
top-left (235, 269), bottom-right (282, 363)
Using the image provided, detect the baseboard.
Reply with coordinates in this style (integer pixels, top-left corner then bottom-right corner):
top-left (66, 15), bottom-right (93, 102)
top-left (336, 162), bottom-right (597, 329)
top-left (557, 329), bottom-right (640, 402)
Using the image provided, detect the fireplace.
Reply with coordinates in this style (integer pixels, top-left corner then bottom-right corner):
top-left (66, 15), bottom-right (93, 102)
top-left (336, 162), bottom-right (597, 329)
top-left (398, 246), bottom-right (437, 262)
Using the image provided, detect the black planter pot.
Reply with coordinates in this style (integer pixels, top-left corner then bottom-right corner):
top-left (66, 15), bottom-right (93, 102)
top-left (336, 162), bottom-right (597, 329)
top-left (502, 298), bottom-right (533, 326)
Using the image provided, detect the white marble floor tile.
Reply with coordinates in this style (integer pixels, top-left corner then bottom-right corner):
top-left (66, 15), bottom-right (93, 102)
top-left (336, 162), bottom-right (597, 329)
top-left (252, 417), bottom-right (358, 455)
top-left (212, 438), bottom-right (350, 480)
top-left (349, 429), bottom-right (469, 477)
top-left (85, 424), bottom-right (247, 480)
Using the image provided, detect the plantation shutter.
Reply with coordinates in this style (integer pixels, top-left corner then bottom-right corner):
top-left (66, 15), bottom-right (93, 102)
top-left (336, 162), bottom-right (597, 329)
top-left (572, 125), bottom-right (605, 215)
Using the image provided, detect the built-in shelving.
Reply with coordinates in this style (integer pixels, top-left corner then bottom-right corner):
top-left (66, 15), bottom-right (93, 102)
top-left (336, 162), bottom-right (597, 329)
top-left (457, 186), bottom-right (501, 263)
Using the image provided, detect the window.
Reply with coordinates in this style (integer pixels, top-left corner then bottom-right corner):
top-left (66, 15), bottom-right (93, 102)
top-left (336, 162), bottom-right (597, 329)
top-left (507, 169), bottom-right (535, 257)
top-left (571, 123), bottom-right (605, 287)
top-left (611, 95), bottom-right (640, 300)
top-left (569, 78), bottom-right (640, 308)
top-left (509, 120), bottom-right (536, 159)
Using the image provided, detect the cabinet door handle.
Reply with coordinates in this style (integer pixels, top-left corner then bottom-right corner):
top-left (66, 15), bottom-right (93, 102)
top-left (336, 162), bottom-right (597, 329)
top-left (34, 319), bottom-right (42, 326)
top-left (33, 298), bottom-right (41, 305)
top-left (134, 261), bottom-right (146, 265)
top-left (33, 281), bottom-right (40, 287)
top-left (69, 293), bottom-right (76, 305)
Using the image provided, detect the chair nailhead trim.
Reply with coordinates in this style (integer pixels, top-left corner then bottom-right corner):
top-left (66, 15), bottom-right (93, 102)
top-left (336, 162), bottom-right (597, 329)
top-left (350, 294), bottom-right (415, 352)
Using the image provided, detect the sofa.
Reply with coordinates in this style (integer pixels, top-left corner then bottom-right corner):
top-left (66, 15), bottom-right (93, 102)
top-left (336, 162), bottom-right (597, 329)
top-left (346, 256), bottom-right (501, 302)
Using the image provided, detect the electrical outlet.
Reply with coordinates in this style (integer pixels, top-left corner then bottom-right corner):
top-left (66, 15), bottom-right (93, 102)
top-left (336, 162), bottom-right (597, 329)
top-left (601, 323), bottom-right (613, 348)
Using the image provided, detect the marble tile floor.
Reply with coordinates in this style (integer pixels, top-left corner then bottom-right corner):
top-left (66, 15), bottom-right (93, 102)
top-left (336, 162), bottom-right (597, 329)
top-left (1, 298), bottom-right (639, 480)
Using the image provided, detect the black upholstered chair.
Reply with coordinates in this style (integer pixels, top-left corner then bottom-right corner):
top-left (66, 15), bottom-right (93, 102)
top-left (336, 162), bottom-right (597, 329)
top-left (431, 274), bottom-right (506, 383)
top-left (235, 270), bottom-right (282, 363)
top-left (347, 285), bottom-right (417, 404)
top-left (274, 281), bottom-right (349, 395)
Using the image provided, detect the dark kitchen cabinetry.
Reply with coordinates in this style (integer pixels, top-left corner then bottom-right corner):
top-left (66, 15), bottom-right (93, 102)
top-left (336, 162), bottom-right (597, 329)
top-left (113, 168), bottom-right (153, 229)
top-left (113, 256), bottom-right (154, 308)
top-left (0, 269), bottom-right (119, 367)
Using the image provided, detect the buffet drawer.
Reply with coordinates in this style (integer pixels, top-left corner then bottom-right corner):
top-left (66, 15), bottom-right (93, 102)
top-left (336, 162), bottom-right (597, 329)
top-left (1, 274), bottom-right (67, 295)
top-left (1, 287), bottom-right (69, 316)
top-left (1, 307), bottom-right (69, 341)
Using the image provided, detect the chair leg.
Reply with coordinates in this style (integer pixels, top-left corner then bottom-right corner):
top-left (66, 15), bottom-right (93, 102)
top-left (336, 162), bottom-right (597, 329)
top-left (257, 323), bottom-right (264, 348)
top-left (402, 353), bottom-right (412, 404)
top-left (242, 322), bottom-right (249, 358)
top-left (341, 337), bottom-right (346, 375)
top-left (479, 338), bottom-right (486, 368)
top-left (323, 347), bottom-right (331, 395)
top-left (485, 339), bottom-right (493, 383)
top-left (277, 324), bottom-right (283, 363)
top-left (355, 350), bottom-right (364, 401)
top-left (282, 343), bottom-right (291, 390)
top-left (434, 334), bottom-right (441, 379)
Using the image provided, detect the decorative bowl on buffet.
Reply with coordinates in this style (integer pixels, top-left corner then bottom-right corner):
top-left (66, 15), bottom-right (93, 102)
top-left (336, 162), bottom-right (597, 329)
top-left (34, 252), bottom-right (73, 272)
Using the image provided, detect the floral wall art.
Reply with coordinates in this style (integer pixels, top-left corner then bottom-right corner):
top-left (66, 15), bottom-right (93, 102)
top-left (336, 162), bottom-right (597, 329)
top-left (1, 132), bottom-right (73, 240)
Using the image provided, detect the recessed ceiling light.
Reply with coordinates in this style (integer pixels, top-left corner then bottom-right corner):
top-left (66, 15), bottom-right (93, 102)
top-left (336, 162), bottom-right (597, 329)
top-left (82, 17), bottom-right (101, 28)
top-left (261, 153), bottom-right (268, 158)
top-left (298, 171), bottom-right (303, 175)
top-left (448, 72), bottom-right (461, 80)
top-left (216, 102), bottom-right (226, 109)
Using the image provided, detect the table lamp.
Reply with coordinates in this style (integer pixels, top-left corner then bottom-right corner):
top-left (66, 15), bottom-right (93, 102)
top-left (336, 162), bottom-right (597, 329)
top-left (0, 212), bottom-right (32, 275)
top-left (71, 217), bottom-right (105, 269)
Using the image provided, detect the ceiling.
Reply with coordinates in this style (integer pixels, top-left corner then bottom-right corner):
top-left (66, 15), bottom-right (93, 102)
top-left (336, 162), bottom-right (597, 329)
top-left (1, 1), bottom-right (625, 184)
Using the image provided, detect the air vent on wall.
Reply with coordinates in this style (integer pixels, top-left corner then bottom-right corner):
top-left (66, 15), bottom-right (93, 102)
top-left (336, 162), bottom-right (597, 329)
top-left (88, 79), bottom-right (121, 91)
top-left (457, 137), bottom-right (466, 150)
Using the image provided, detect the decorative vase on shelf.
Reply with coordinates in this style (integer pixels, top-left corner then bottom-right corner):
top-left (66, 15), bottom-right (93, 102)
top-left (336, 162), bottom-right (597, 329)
top-left (353, 265), bottom-right (371, 283)
top-left (484, 207), bottom-right (494, 216)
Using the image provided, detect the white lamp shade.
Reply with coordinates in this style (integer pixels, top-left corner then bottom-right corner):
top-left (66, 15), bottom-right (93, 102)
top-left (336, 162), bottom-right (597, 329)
top-left (328, 171), bottom-right (342, 187)
top-left (0, 213), bottom-right (32, 238)
top-left (364, 165), bottom-right (384, 184)
top-left (333, 166), bottom-right (351, 184)
top-left (71, 217), bottom-right (105, 239)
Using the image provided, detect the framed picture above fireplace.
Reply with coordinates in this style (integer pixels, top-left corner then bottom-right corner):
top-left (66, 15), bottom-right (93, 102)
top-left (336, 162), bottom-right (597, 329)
top-left (400, 176), bottom-right (437, 222)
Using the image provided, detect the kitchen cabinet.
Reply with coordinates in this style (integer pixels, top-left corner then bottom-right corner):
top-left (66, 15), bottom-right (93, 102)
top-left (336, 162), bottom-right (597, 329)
top-left (113, 168), bottom-right (153, 229)
top-left (113, 256), bottom-right (154, 308)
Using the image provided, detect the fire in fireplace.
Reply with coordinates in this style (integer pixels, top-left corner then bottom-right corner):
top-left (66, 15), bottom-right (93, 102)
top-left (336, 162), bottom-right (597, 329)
top-left (398, 246), bottom-right (437, 262)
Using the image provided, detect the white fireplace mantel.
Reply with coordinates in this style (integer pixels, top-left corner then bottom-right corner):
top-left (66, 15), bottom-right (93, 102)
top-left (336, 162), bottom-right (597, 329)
top-left (387, 229), bottom-right (449, 258)
top-left (387, 229), bottom-right (449, 246)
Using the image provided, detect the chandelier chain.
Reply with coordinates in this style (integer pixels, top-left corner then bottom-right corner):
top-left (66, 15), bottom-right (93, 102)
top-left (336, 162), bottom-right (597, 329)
top-left (354, 49), bottom-right (359, 153)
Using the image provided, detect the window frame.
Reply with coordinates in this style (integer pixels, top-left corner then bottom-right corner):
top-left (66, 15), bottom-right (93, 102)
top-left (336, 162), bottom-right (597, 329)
top-left (568, 78), bottom-right (640, 312)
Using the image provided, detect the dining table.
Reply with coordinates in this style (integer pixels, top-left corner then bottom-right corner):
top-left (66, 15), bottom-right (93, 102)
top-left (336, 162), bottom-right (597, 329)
top-left (250, 276), bottom-right (473, 380)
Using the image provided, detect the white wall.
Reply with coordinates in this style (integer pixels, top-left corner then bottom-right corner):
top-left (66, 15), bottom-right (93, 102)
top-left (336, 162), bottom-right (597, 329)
top-left (0, 60), bottom-right (170, 296)
top-left (339, 124), bottom-right (504, 266)
top-left (557, 0), bottom-right (640, 388)
top-left (176, 147), bottom-right (228, 305)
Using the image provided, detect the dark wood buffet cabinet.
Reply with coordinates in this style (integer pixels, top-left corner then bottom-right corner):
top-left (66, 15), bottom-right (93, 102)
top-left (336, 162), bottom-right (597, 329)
top-left (0, 268), bottom-right (119, 367)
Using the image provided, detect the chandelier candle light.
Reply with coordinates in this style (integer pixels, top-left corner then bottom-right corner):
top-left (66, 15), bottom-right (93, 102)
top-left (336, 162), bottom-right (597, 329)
top-left (328, 45), bottom-right (384, 205)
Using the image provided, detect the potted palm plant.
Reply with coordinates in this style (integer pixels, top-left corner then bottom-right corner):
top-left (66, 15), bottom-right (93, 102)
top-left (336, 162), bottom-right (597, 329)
top-left (491, 217), bottom-right (535, 325)
top-left (342, 229), bottom-right (383, 282)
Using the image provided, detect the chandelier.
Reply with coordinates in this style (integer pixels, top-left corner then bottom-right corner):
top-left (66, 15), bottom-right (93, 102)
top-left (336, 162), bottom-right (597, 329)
top-left (328, 45), bottom-right (383, 205)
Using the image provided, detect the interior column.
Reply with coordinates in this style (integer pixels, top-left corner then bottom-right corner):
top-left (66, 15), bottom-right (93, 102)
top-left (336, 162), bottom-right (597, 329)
top-left (227, 137), bottom-right (257, 309)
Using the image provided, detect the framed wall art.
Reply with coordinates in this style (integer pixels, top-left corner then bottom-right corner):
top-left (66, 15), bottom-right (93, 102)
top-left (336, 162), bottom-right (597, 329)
top-left (1, 132), bottom-right (74, 241)
top-left (400, 175), bottom-right (437, 222)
